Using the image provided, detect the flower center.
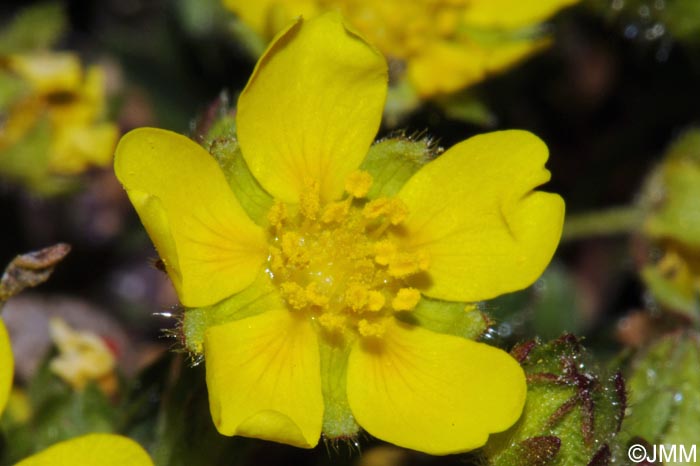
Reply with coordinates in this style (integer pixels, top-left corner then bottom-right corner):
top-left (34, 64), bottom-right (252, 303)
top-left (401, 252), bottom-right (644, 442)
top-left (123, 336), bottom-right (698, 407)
top-left (265, 171), bottom-right (429, 339)
top-left (336, 0), bottom-right (468, 58)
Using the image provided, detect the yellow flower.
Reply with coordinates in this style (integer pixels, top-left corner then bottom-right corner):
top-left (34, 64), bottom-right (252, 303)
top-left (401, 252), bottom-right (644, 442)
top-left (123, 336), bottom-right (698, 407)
top-left (0, 321), bottom-right (152, 465)
top-left (114, 14), bottom-right (564, 454)
top-left (223, 0), bottom-right (578, 97)
top-left (0, 52), bottom-right (118, 175)
top-left (48, 318), bottom-right (118, 395)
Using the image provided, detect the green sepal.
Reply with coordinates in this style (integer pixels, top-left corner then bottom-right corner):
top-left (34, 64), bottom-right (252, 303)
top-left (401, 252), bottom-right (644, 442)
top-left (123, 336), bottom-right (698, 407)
top-left (227, 18), bottom-right (267, 58)
top-left (203, 117), bottom-right (274, 226)
top-left (620, 332), bottom-right (700, 449)
top-left (643, 128), bottom-right (700, 248)
top-left (0, 117), bottom-right (78, 195)
top-left (0, 72), bottom-right (28, 111)
top-left (398, 297), bottom-right (490, 341)
top-left (484, 335), bottom-right (625, 466)
top-left (383, 78), bottom-right (420, 128)
top-left (0, 3), bottom-right (67, 54)
top-left (182, 271), bottom-right (284, 355)
top-left (318, 334), bottom-right (360, 440)
top-left (434, 91), bottom-right (496, 127)
top-left (360, 136), bottom-right (433, 199)
top-left (641, 262), bottom-right (700, 320)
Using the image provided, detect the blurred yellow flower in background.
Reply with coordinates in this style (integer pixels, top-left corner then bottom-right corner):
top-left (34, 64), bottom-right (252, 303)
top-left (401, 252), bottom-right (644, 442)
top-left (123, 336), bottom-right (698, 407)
top-left (115, 14), bottom-right (564, 454)
top-left (223, 0), bottom-right (579, 98)
top-left (48, 318), bottom-right (118, 396)
top-left (0, 322), bottom-right (151, 465)
top-left (0, 52), bottom-right (117, 180)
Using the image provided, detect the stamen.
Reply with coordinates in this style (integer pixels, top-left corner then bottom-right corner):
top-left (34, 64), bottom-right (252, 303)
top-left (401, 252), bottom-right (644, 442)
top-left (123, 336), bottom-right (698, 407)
top-left (387, 250), bottom-right (430, 278)
top-left (363, 197), bottom-right (409, 225)
top-left (299, 178), bottom-right (321, 219)
top-left (367, 291), bottom-right (386, 311)
top-left (345, 170), bottom-right (373, 198)
top-left (373, 239), bottom-right (397, 265)
top-left (319, 313), bottom-right (346, 331)
top-left (267, 201), bottom-right (287, 228)
top-left (392, 288), bottom-right (421, 311)
top-left (281, 232), bottom-right (309, 267)
top-left (280, 282), bottom-right (308, 310)
top-left (321, 200), bottom-right (350, 224)
top-left (345, 283), bottom-right (369, 311)
top-left (358, 318), bottom-right (387, 338)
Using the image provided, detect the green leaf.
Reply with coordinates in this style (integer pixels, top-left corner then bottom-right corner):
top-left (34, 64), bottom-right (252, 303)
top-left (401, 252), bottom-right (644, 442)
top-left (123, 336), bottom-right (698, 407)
top-left (0, 3), bottom-right (67, 54)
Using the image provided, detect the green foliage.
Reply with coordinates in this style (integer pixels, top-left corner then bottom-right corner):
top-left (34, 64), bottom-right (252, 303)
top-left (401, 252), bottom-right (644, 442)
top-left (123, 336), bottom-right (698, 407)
top-left (0, 3), bottom-right (67, 54)
top-left (483, 336), bottom-right (625, 466)
top-left (619, 332), bottom-right (700, 454)
top-left (0, 358), bottom-right (117, 465)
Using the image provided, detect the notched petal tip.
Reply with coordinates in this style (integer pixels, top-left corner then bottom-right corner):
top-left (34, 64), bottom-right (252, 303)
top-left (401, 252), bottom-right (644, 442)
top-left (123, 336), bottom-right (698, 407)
top-left (114, 127), bottom-right (267, 308)
top-left (347, 321), bottom-right (526, 455)
top-left (204, 311), bottom-right (323, 448)
top-left (398, 129), bottom-right (565, 302)
top-left (237, 13), bottom-right (388, 204)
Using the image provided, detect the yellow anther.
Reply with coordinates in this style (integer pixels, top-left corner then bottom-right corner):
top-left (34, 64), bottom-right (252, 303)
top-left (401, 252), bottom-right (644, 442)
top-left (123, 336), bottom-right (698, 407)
top-left (321, 200), bottom-right (350, 224)
top-left (363, 197), bottom-right (409, 225)
top-left (267, 201), bottom-right (287, 228)
top-left (373, 239), bottom-right (397, 265)
top-left (299, 178), bottom-right (320, 220)
top-left (358, 319), bottom-right (387, 338)
top-left (268, 246), bottom-right (285, 272)
top-left (318, 313), bottom-right (346, 331)
top-left (367, 291), bottom-right (386, 311)
top-left (386, 199), bottom-right (409, 225)
top-left (281, 232), bottom-right (309, 267)
top-left (280, 282), bottom-right (308, 310)
top-left (305, 282), bottom-right (329, 308)
top-left (345, 283), bottom-right (369, 311)
top-left (363, 198), bottom-right (390, 220)
top-left (345, 170), bottom-right (373, 198)
top-left (392, 288), bottom-right (421, 311)
top-left (387, 250), bottom-right (430, 278)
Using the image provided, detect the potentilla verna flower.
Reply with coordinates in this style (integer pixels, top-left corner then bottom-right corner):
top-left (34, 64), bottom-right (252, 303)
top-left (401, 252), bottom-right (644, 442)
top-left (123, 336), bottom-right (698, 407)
top-left (114, 14), bottom-right (564, 454)
top-left (0, 53), bottom-right (117, 176)
top-left (0, 321), bottom-right (153, 465)
top-left (222, 0), bottom-right (579, 97)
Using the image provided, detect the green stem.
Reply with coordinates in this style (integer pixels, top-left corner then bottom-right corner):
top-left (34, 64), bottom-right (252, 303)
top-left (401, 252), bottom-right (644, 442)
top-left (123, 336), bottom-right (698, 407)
top-left (563, 205), bottom-right (644, 241)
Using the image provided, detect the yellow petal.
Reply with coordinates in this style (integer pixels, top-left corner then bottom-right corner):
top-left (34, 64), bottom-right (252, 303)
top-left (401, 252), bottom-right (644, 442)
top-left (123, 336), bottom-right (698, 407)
top-left (0, 321), bottom-right (13, 416)
top-left (346, 320), bottom-right (525, 455)
top-left (237, 13), bottom-right (387, 204)
top-left (408, 39), bottom-right (548, 97)
top-left (114, 128), bottom-right (267, 307)
top-left (463, 0), bottom-right (580, 29)
top-left (204, 310), bottom-right (323, 447)
top-left (50, 123), bottom-right (118, 174)
top-left (14, 434), bottom-right (153, 466)
top-left (7, 53), bottom-right (82, 94)
top-left (397, 130), bottom-right (564, 302)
